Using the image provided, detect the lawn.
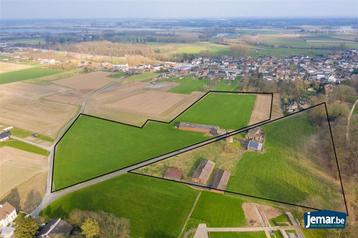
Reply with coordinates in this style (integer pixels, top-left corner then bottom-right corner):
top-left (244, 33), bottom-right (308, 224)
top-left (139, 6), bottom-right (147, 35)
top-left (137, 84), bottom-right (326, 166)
top-left (0, 67), bottom-right (63, 84)
top-left (124, 72), bottom-right (159, 82)
top-left (169, 78), bottom-right (240, 94)
top-left (53, 92), bottom-right (256, 190)
top-left (209, 232), bottom-right (267, 238)
top-left (109, 71), bottom-right (126, 78)
top-left (175, 93), bottom-right (256, 130)
top-left (228, 111), bottom-right (344, 210)
top-left (190, 192), bottom-right (246, 227)
top-left (169, 77), bottom-right (209, 94)
top-left (0, 139), bottom-right (49, 156)
top-left (42, 174), bottom-right (199, 238)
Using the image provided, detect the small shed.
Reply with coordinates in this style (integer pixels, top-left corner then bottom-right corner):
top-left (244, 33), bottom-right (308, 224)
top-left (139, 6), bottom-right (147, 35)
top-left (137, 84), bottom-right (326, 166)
top-left (247, 140), bottom-right (263, 151)
top-left (163, 167), bottom-right (183, 181)
top-left (192, 159), bottom-right (215, 184)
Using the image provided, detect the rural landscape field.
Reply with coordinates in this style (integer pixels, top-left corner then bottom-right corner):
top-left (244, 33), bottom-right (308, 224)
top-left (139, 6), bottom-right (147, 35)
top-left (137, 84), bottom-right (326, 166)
top-left (0, 1), bottom-right (357, 237)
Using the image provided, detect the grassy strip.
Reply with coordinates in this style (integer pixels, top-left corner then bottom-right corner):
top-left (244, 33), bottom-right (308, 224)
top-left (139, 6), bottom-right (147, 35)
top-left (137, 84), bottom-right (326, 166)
top-left (124, 72), bottom-right (159, 82)
top-left (11, 127), bottom-right (54, 142)
top-left (0, 67), bottom-right (64, 84)
top-left (0, 139), bottom-right (49, 156)
top-left (109, 71), bottom-right (126, 78)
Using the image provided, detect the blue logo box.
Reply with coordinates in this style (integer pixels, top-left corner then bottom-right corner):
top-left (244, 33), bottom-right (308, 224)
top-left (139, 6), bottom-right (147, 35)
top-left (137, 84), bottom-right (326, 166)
top-left (304, 210), bottom-right (347, 229)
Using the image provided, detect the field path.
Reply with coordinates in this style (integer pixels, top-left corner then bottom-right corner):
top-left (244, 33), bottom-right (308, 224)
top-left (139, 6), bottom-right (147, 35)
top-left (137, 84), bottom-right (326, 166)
top-left (179, 191), bottom-right (202, 238)
top-left (346, 98), bottom-right (358, 143)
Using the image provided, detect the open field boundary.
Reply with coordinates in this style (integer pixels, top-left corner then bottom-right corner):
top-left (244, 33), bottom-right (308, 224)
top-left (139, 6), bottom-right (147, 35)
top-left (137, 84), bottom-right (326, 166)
top-left (51, 91), bottom-right (273, 192)
top-left (130, 102), bottom-right (349, 215)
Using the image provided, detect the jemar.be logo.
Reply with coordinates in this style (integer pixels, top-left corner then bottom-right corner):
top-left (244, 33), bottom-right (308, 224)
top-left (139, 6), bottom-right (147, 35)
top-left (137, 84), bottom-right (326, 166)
top-left (304, 210), bottom-right (347, 229)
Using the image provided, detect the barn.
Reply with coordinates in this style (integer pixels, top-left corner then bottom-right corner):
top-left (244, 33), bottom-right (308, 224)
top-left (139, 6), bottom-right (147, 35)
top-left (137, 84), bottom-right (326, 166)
top-left (163, 167), bottom-right (183, 181)
top-left (211, 169), bottom-right (230, 190)
top-left (192, 159), bottom-right (215, 184)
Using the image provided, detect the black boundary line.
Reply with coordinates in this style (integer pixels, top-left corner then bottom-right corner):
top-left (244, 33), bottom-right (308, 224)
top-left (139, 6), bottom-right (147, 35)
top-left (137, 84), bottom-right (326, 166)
top-left (323, 103), bottom-right (349, 215)
top-left (51, 91), bottom-right (273, 192)
top-left (129, 171), bottom-right (322, 211)
top-left (130, 102), bottom-right (348, 214)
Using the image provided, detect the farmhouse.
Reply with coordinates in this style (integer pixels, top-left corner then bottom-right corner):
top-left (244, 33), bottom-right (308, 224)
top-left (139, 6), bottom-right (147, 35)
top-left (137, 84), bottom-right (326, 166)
top-left (0, 202), bottom-right (17, 228)
top-left (211, 169), bottom-right (230, 190)
top-left (37, 218), bottom-right (73, 238)
top-left (163, 167), bottom-right (183, 181)
top-left (247, 140), bottom-right (263, 151)
top-left (192, 159), bottom-right (215, 184)
top-left (246, 127), bottom-right (264, 143)
top-left (177, 122), bottom-right (223, 136)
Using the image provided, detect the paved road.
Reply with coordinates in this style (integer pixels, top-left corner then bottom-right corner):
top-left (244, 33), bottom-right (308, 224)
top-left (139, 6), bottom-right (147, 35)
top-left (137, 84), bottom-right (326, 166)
top-left (346, 98), bottom-right (358, 143)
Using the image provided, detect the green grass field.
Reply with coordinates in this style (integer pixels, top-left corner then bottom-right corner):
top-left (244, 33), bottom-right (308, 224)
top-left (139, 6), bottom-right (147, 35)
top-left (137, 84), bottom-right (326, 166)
top-left (175, 93), bottom-right (256, 129)
top-left (124, 72), bottom-right (159, 82)
top-left (53, 93), bottom-right (255, 190)
top-left (169, 78), bottom-right (240, 94)
top-left (170, 77), bottom-right (209, 94)
top-left (0, 67), bottom-right (63, 84)
top-left (42, 174), bottom-right (199, 238)
top-left (109, 71), bottom-right (126, 78)
top-left (190, 192), bottom-right (246, 227)
top-left (228, 110), bottom-right (344, 210)
top-left (0, 139), bottom-right (49, 156)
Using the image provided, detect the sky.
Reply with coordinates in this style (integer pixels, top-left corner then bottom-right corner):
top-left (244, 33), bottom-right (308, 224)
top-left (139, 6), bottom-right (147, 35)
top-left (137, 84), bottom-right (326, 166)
top-left (1, 0), bottom-right (357, 19)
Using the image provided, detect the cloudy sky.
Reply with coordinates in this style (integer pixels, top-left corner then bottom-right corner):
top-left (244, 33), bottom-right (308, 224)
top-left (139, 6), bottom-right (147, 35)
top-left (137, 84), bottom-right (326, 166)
top-left (1, 0), bottom-right (357, 19)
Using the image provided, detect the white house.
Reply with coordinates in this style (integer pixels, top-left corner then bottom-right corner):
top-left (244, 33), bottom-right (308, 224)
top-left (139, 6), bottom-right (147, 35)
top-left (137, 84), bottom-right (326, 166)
top-left (0, 202), bottom-right (17, 228)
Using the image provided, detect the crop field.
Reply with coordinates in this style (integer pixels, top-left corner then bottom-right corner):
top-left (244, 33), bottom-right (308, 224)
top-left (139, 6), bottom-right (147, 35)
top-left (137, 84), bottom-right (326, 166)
top-left (42, 173), bottom-right (199, 238)
top-left (53, 93), bottom-right (256, 190)
top-left (228, 109), bottom-right (345, 211)
top-left (0, 146), bottom-right (47, 198)
top-left (0, 61), bottom-right (33, 74)
top-left (0, 82), bottom-right (78, 138)
top-left (0, 67), bottom-right (63, 84)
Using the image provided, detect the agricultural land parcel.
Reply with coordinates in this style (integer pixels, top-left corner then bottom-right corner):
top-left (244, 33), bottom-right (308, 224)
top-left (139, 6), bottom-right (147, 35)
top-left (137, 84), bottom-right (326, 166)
top-left (135, 105), bottom-right (345, 212)
top-left (53, 93), bottom-right (258, 190)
